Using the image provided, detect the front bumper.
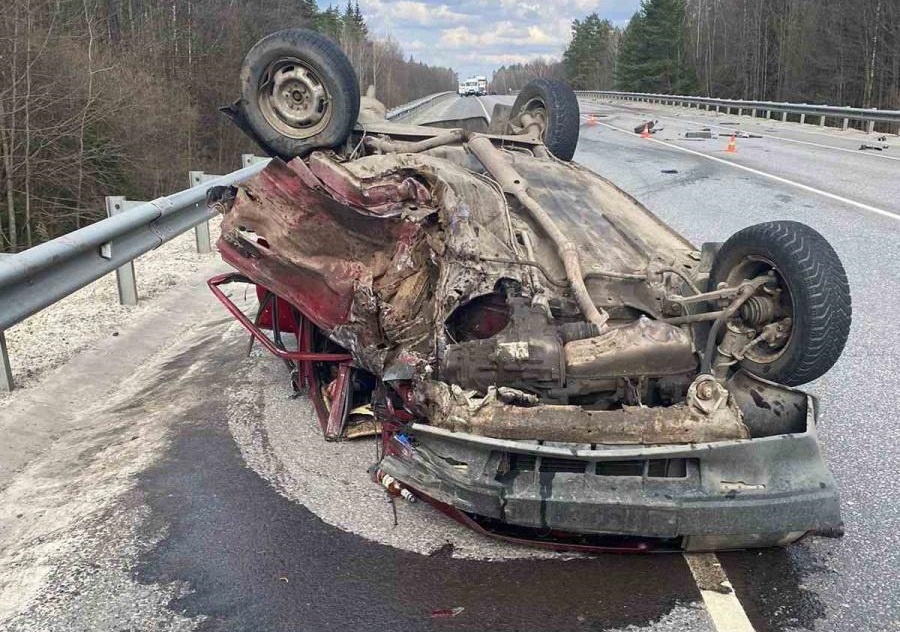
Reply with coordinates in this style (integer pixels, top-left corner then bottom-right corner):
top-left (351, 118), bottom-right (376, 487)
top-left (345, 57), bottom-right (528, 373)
top-left (380, 395), bottom-right (842, 552)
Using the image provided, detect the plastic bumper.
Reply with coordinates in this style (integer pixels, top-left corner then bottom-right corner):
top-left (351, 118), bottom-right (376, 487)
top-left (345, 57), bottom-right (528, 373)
top-left (379, 396), bottom-right (842, 552)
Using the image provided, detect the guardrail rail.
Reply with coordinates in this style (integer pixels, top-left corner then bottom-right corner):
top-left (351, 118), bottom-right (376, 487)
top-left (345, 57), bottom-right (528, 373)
top-left (575, 90), bottom-right (900, 133)
top-left (0, 91), bottom-right (452, 391)
top-left (386, 91), bottom-right (455, 122)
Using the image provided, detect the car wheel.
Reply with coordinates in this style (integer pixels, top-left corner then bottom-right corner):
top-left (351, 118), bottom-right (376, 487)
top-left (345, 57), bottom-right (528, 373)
top-left (509, 79), bottom-right (580, 161)
top-left (239, 29), bottom-right (359, 159)
top-left (709, 221), bottom-right (851, 386)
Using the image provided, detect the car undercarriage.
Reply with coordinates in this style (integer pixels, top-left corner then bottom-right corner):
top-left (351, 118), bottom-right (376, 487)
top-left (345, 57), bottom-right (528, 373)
top-left (208, 29), bottom-right (851, 552)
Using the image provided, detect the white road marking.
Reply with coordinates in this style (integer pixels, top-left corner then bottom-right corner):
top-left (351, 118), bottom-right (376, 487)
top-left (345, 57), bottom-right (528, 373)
top-left (474, 96), bottom-right (491, 120)
top-left (589, 118), bottom-right (900, 223)
top-left (589, 100), bottom-right (900, 162)
top-left (684, 553), bottom-right (756, 632)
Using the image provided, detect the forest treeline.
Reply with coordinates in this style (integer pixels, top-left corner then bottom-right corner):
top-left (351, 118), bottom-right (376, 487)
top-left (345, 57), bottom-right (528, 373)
top-left (495, 0), bottom-right (899, 118)
top-left (5, 0), bottom-right (897, 253)
top-left (0, 0), bottom-right (456, 252)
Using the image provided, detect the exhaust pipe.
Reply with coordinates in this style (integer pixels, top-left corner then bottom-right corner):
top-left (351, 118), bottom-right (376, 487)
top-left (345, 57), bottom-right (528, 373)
top-left (467, 135), bottom-right (609, 330)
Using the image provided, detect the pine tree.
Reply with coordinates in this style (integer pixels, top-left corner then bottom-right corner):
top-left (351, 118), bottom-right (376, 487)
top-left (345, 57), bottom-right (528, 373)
top-left (316, 5), bottom-right (343, 39)
top-left (563, 13), bottom-right (617, 90)
top-left (298, 0), bottom-right (319, 25)
top-left (353, 2), bottom-right (367, 38)
top-left (615, 0), bottom-right (697, 94)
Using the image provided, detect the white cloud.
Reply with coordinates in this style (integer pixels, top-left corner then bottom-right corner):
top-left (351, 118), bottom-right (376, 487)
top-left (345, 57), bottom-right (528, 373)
top-left (439, 26), bottom-right (481, 48)
top-left (359, 0), bottom-right (641, 78)
top-left (362, 0), bottom-right (472, 27)
top-left (438, 21), bottom-right (562, 49)
top-left (526, 25), bottom-right (553, 44)
top-left (454, 51), bottom-right (537, 66)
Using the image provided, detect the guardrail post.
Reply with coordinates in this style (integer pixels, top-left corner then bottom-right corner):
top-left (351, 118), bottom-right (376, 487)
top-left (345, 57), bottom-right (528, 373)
top-left (751, 108), bottom-right (757, 118)
top-left (819, 115), bottom-right (826, 127)
top-left (842, 117), bottom-right (849, 131)
top-left (188, 171), bottom-right (212, 254)
top-left (781, 111), bottom-right (788, 122)
top-left (800, 113), bottom-right (806, 124)
top-left (0, 330), bottom-right (12, 392)
top-left (241, 154), bottom-right (268, 168)
top-left (866, 120), bottom-right (875, 134)
top-left (105, 196), bottom-right (139, 306)
top-left (766, 109), bottom-right (771, 119)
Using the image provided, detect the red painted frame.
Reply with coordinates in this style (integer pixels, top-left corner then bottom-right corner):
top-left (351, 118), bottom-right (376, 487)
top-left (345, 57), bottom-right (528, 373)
top-left (208, 272), bottom-right (355, 440)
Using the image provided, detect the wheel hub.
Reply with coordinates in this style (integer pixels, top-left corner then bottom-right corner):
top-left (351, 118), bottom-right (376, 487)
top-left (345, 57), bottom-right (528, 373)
top-left (725, 258), bottom-right (794, 364)
top-left (258, 59), bottom-right (331, 138)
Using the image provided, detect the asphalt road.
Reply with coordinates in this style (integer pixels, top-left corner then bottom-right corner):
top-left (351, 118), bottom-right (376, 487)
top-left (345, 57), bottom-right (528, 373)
top-left (566, 97), bottom-right (900, 632)
top-left (477, 94), bottom-right (900, 630)
top-left (0, 95), bottom-right (897, 632)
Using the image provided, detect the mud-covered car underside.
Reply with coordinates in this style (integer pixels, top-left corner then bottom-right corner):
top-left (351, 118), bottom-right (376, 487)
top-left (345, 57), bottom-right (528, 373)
top-left (208, 29), bottom-right (851, 552)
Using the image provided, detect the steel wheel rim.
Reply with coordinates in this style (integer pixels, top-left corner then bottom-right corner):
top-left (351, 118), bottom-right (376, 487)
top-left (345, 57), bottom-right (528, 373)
top-left (257, 57), bottom-right (332, 139)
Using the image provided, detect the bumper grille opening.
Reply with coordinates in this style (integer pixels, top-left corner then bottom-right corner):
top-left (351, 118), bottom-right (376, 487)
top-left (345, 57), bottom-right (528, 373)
top-left (540, 457), bottom-right (590, 473)
top-left (647, 458), bottom-right (688, 478)
top-left (508, 453), bottom-right (537, 471)
top-left (496, 453), bottom-right (694, 480)
top-left (595, 460), bottom-right (645, 476)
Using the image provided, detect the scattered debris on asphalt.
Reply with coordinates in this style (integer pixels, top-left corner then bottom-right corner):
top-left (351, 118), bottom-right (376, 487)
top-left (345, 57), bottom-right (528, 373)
top-left (431, 607), bottom-right (465, 618)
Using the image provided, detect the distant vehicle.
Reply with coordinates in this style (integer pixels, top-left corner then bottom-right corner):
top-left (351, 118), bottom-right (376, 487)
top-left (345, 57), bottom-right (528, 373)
top-left (458, 75), bottom-right (487, 97)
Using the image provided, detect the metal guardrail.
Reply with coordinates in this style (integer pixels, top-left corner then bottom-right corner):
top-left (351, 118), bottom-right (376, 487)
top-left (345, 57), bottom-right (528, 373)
top-left (0, 92), bottom-right (446, 391)
top-left (386, 91), bottom-right (455, 122)
top-left (576, 90), bottom-right (900, 133)
top-left (0, 153), bottom-right (271, 390)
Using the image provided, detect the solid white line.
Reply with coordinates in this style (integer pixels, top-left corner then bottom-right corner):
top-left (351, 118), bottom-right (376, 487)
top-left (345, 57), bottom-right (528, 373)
top-left (684, 553), bottom-right (756, 632)
top-left (475, 96), bottom-right (491, 120)
top-left (590, 119), bottom-right (900, 223)
top-left (590, 99), bottom-right (900, 162)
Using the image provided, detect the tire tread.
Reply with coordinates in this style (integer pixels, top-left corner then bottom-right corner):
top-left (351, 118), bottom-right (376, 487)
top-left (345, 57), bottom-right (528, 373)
top-left (510, 79), bottom-right (580, 161)
top-left (710, 221), bottom-right (851, 385)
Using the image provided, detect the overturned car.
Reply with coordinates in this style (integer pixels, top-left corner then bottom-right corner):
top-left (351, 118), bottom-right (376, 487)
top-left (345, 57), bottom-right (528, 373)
top-left (209, 29), bottom-right (851, 552)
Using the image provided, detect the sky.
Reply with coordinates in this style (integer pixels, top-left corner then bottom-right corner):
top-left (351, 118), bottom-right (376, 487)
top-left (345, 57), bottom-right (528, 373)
top-left (355, 0), bottom-right (643, 79)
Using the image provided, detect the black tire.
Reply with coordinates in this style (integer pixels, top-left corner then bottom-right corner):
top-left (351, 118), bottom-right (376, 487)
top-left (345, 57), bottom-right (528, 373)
top-left (510, 79), bottom-right (580, 161)
top-left (239, 29), bottom-right (359, 159)
top-left (710, 221), bottom-right (851, 386)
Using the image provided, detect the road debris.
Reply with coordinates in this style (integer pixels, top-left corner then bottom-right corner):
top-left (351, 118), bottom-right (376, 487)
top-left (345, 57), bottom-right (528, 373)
top-left (635, 120), bottom-right (658, 135)
top-left (430, 607), bottom-right (465, 618)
